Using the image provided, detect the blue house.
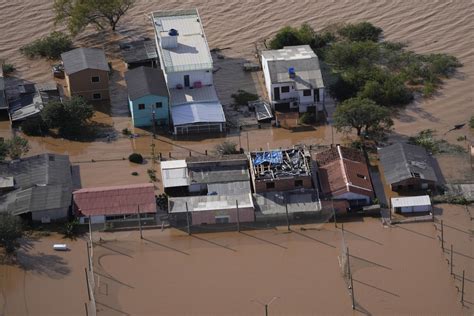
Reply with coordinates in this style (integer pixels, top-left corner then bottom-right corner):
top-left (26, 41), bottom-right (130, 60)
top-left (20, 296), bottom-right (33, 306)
top-left (124, 66), bottom-right (169, 127)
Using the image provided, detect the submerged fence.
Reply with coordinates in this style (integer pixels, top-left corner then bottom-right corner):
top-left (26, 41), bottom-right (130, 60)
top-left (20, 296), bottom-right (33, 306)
top-left (434, 217), bottom-right (473, 307)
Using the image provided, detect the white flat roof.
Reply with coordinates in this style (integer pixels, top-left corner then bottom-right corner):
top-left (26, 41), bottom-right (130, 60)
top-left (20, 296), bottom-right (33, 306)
top-left (262, 45), bottom-right (317, 61)
top-left (153, 9), bottom-right (213, 73)
top-left (171, 101), bottom-right (226, 126)
top-left (391, 195), bottom-right (431, 208)
top-left (169, 86), bottom-right (218, 106)
top-left (169, 193), bottom-right (254, 213)
top-left (160, 160), bottom-right (188, 188)
top-left (160, 160), bottom-right (187, 169)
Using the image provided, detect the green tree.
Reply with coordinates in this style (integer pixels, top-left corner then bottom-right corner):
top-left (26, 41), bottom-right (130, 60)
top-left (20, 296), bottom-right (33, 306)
top-left (42, 96), bottom-right (94, 138)
top-left (54, 0), bottom-right (135, 35)
top-left (333, 97), bottom-right (393, 137)
top-left (215, 141), bottom-right (238, 155)
top-left (20, 31), bottom-right (72, 60)
top-left (5, 136), bottom-right (30, 160)
top-left (338, 22), bottom-right (382, 42)
top-left (21, 116), bottom-right (49, 136)
top-left (326, 41), bottom-right (380, 70)
top-left (0, 214), bottom-right (24, 254)
top-left (0, 140), bottom-right (8, 161)
top-left (268, 24), bottom-right (334, 52)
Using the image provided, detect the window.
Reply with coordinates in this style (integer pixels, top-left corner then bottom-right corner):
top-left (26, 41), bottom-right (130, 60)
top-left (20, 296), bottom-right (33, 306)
top-left (281, 86), bottom-right (290, 93)
top-left (155, 102), bottom-right (163, 108)
top-left (303, 89), bottom-right (311, 96)
top-left (295, 179), bottom-right (303, 187)
top-left (92, 93), bottom-right (101, 100)
top-left (138, 104), bottom-right (145, 110)
top-left (215, 216), bottom-right (230, 224)
top-left (411, 172), bottom-right (421, 178)
top-left (91, 76), bottom-right (100, 83)
top-left (357, 174), bottom-right (367, 180)
top-left (266, 182), bottom-right (275, 189)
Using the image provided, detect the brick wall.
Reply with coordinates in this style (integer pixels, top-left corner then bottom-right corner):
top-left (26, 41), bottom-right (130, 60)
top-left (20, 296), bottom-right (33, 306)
top-left (254, 175), bottom-right (312, 193)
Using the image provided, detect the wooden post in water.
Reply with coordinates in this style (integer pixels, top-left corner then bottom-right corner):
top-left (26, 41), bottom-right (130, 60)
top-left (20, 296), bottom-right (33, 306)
top-left (285, 202), bottom-right (290, 232)
top-left (461, 270), bottom-right (465, 305)
top-left (347, 247), bottom-right (355, 309)
top-left (138, 205), bottom-right (143, 239)
top-left (450, 244), bottom-right (453, 276)
top-left (441, 220), bottom-right (444, 251)
top-left (331, 199), bottom-right (337, 228)
top-left (185, 202), bottom-right (191, 235)
top-left (236, 200), bottom-right (241, 232)
top-left (85, 302), bottom-right (88, 316)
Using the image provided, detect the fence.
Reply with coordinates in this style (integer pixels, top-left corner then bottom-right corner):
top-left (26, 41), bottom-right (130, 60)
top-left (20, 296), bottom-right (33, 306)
top-left (434, 216), bottom-right (473, 307)
top-left (85, 222), bottom-right (97, 316)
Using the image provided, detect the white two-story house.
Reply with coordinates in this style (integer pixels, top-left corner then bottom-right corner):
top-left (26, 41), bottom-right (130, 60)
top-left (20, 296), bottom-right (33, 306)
top-left (261, 45), bottom-right (325, 113)
top-left (152, 9), bottom-right (226, 135)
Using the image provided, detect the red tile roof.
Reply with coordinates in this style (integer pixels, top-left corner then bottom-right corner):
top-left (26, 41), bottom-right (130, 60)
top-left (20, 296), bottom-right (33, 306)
top-left (314, 146), bottom-right (374, 199)
top-left (73, 183), bottom-right (156, 217)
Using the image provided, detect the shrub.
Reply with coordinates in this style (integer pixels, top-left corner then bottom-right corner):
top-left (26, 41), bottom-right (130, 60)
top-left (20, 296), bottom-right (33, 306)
top-left (423, 81), bottom-right (436, 97)
top-left (63, 219), bottom-right (79, 239)
top-left (457, 136), bottom-right (466, 142)
top-left (0, 213), bottom-right (24, 254)
top-left (215, 141), bottom-right (238, 155)
top-left (147, 168), bottom-right (157, 181)
top-left (470, 116), bottom-right (474, 129)
top-left (2, 63), bottom-right (15, 75)
top-left (408, 129), bottom-right (438, 153)
top-left (122, 128), bottom-right (131, 136)
top-left (268, 24), bottom-right (334, 53)
top-left (231, 89), bottom-right (258, 106)
top-left (131, 171), bottom-right (139, 176)
top-left (21, 116), bottom-right (49, 136)
top-left (299, 112), bottom-right (317, 124)
top-left (338, 22), bottom-right (382, 42)
top-left (20, 31), bottom-right (73, 60)
top-left (128, 153), bottom-right (143, 164)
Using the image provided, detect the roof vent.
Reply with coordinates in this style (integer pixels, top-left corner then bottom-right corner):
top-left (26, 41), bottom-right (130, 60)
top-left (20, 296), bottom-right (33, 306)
top-left (288, 67), bottom-right (296, 78)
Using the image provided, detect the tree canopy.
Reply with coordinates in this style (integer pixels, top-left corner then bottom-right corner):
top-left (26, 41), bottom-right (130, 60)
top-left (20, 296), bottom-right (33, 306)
top-left (20, 31), bottom-right (72, 60)
top-left (0, 136), bottom-right (30, 161)
top-left (337, 22), bottom-right (382, 42)
top-left (54, 0), bottom-right (135, 35)
top-left (333, 97), bottom-right (393, 137)
top-left (41, 96), bottom-right (94, 138)
top-left (268, 24), bottom-right (334, 54)
top-left (215, 141), bottom-right (239, 155)
top-left (0, 213), bottom-right (24, 254)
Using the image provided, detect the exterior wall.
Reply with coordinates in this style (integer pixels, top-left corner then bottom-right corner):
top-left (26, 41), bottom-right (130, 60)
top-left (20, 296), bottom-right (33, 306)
top-left (67, 69), bottom-right (110, 101)
top-left (174, 122), bottom-right (224, 135)
top-left (189, 183), bottom-right (207, 193)
top-left (393, 204), bottom-right (431, 213)
top-left (261, 56), bottom-right (273, 102)
top-left (254, 175), bottom-right (312, 193)
top-left (390, 178), bottom-right (436, 191)
top-left (129, 94), bottom-right (169, 127)
top-left (79, 215), bottom-right (106, 224)
top-left (334, 191), bottom-right (371, 204)
top-left (32, 207), bottom-right (69, 222)
top-left (164, 70), bottom-right (213, 88)
top-left (191, 207), bottom-right (255, 225)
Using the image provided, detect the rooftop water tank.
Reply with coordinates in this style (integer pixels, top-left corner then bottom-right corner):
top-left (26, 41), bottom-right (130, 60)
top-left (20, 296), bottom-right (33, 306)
top-left (168, 28), bottom-right (179, 36)
top-left (288, 67), bottom-right (296, 78)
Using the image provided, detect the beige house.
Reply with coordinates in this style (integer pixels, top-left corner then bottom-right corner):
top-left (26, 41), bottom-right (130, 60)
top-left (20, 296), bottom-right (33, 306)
top-left (61, 48), bottom-right (110, 101)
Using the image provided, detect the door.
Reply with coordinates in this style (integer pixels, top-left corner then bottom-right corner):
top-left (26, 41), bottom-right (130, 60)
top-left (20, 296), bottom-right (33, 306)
top-left (314, 89), bottom-right (319, 102)
top-left (184, 75), bottom-right (190, 87)
top-left (273, 87), bottom-right (280, 101)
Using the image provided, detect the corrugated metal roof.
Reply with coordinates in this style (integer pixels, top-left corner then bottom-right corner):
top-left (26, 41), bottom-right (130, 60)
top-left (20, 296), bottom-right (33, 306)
top-left (153, 9), bottom-right (213, 73)
top-left (120, 39), bottom-right (158, 64)
top-left (189, 165), bottom-right (249, 184)
top-left (73, 183), bottom-right (156, 216)
top-left (208, 181), bottom-right (251, 195)
top-left (61, 48), bottom-right (109, 75)
top-left (0, 154), bottom-right (72, 215)
top-left (171, 101), bottom-right (226, 126)
top-left (169, 86), bottom-right (218, 106)
top-left (378, 143), bottom-right (438, 185)
top-left (124, 66), bottom-right (168, 101)
top-left (160, 160), bottom-right (188, 188)
top-left (263, 45), bottom-right (324, 89)
top-left (391, 195), bottom-right (431, 208)
top-left (169, 193), bottom-right (253, 213)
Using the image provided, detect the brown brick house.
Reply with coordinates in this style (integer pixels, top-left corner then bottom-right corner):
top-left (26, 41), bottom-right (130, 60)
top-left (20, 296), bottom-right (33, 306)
top-left (61, 48), bottom-right (110, 101)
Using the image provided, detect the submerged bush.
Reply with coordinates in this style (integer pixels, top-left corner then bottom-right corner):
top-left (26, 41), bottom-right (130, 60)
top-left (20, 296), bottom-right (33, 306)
top-left (231, 89), bottom-right (258, 106)
top-left (20, 31), bottom-right (73, 60)
top-left (1, 63), bottom-right (15, 75)
top-left (338, 22), bottom-right (382, 42)
top-left (21, 116), bottom-right (49, 136)
top-left (128, 153), bottom-right (143, 164)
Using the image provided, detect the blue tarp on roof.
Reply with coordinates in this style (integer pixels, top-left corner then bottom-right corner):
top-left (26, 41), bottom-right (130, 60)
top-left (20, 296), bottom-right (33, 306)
top-left (253, 151), bottom-right (283, 165)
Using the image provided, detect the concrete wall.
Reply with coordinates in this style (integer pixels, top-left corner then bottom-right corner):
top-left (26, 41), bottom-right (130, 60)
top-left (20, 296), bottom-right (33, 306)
top-left (129, 94), bottom-right (169, 127)
top-left (67, 69), bottom-right (110, 101)
top-left (254, 175), bottom-right (313, 193)
top-left (191, 207), bottom-right (255, 225)
top-left (79, 215), bottom-right (105, 224)
top-left (32, 207), bottom-right (69, 222)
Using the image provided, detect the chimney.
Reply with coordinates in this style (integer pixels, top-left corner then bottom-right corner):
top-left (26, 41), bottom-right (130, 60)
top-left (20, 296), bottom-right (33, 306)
top-left (161, 28), bottom-right (179, 49)
top-left (288, 67), bottom-right (296, 78)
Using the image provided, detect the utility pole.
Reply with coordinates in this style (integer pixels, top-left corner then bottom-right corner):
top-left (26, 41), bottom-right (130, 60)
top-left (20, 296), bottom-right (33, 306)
top-left (246, 132), bottom-right (250, 152)
top-left (461, 270), bottom-right (465, 305)
top-left (285, 202), bottom-right (290, 232)
top-left (331, 198), bottom-right (337, 228)
top-left (185, 202), bottom-right (191, 235)
top-left (252, 297), bottom-right (279, 316)
top-left (347, 247), bottom-right (355, 310)
top-left (152, 109), bottom-right (156, 139)
top-left (450, 244), bottom-right (453, 276)
top-left (441, 220), bottom-right (444, 251)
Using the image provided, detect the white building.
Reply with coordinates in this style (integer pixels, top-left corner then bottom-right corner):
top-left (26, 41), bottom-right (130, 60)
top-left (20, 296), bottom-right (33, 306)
top-left (391, 195), bottom-right (432, 214)
top-left (261, 45), bottom-right (325, 113)
top-left (152, 9), bottom-right (226, 134)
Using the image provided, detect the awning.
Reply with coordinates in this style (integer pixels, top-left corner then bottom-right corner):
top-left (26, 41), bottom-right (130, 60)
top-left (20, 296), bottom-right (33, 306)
top-left (171, 101), bottom-right (226, 126)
